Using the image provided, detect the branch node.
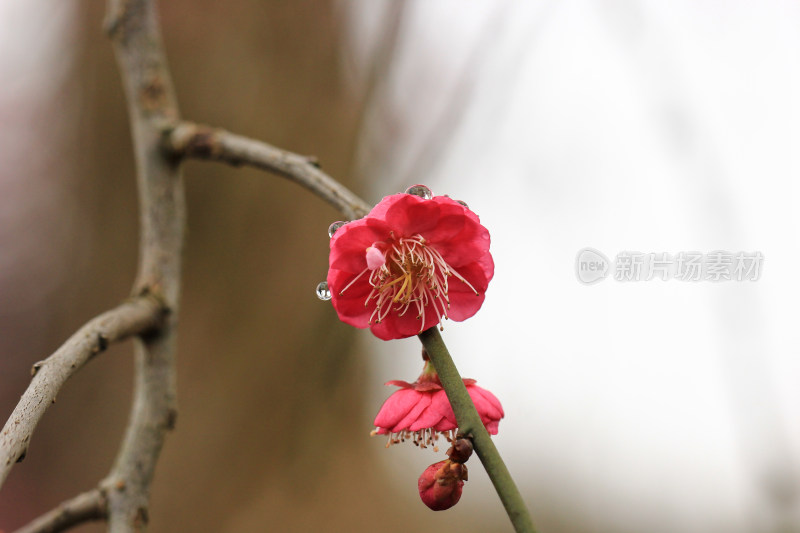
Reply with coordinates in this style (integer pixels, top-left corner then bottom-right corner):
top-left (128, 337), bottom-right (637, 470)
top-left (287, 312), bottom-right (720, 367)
top-left (132, 286), bottom-right (171, 319)
top-left (164, 122), bottom-right (221, 160)
top-left (103, 0), bottom-right (137, 40)
top-left (166, 407), bottom-right (178, 430)
top-left (94, 334), bottom-right (109, 354)
top-left (30, 361), bottom-right (45, 377)
top-left (140, 74), bottom-right (171, 114)
top-left (135, 507), bottom-right (149, 527)
top-left (102, 12), bottom-right (121, 37)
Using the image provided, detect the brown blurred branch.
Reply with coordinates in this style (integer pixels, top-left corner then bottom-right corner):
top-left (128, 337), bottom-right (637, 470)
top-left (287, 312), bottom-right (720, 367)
top-left (7, 0), bottom-right (370, 530)
top-left (0, 296), bottom-right (165, 488)
top-left (103, 0), bottom-right (185, 529)
top-left (1, 0), bottom-right (183, 529)
top-left (13, 488), bottom-right (108, 533)
top-left (165, 121), bottom-right (371, 220)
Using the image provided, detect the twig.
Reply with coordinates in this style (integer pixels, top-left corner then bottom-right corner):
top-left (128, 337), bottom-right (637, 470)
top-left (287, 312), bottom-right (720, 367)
top-left (418, 327), bottom-right (536, 533)
top-left (0, 297), bottom-right (165, 488)
top-left (104, 0), bottom-right (185, 530)
top-left (13, 488), bottom-right (108, 533)
top-left (165, 121), bottom-right (371, 220)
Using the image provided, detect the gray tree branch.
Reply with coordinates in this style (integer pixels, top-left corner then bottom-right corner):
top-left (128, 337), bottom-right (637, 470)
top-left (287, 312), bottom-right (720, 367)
top-left (13, 488), bottom-right (108, 533)
top-left (0, 296), bottom-right (165, 488)
top-left (165, 121), bottom-right (371, 220)
top-left (5, 0), bottom-right (370, 530)
top-left (103, 0), bottom-right (185, 530)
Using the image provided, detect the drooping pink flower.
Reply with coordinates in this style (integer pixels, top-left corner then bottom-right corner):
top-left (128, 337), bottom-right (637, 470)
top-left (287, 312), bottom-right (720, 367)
top-left (418, 459), bottom-right (467, 511)
top-left (327, 188), bottom-right (494, 340)
top-left (371, 362), bottom-right (504, 448)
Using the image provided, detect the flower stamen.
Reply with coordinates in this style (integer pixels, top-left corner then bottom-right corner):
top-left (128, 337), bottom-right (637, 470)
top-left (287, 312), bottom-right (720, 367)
top-left (371, 427), bottom-right (457, 450)
top-left (342, 235), bottom-right (477, 332)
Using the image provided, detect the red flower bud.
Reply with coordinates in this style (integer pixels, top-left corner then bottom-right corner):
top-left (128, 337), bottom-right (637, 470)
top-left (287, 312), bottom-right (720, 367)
top-left (417, 459), bottom-right (468, 511)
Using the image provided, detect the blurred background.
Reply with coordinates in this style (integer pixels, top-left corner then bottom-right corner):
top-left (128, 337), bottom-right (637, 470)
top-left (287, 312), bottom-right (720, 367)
top-left (1, 1), bottom-right (799, 532)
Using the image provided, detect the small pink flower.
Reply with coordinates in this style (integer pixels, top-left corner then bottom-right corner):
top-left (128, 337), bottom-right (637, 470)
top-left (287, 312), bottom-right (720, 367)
top-left (418, 459), bottom-right (467, 511)
top-left (371, 363), bottom-right (504, 448)
top-left (327, 189), bottom-right (493, 340)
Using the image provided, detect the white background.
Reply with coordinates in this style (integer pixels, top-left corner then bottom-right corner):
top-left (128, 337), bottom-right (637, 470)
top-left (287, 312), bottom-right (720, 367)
top-left (346, 2), bottom-right (800, 532)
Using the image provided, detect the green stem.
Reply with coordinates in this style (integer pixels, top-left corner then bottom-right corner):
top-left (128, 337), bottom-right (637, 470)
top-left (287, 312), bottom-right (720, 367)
top-left (418, 327), bottom-right (536, 533)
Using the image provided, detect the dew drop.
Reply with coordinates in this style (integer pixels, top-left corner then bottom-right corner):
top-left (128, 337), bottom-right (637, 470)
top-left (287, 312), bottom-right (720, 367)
top-left (404, 184), bottom-right (432, 199)
top-left (328, 221), bottom-right (347, 238)
top-left (315, 281), bottom-right (331, 301)
top-left (456, 200), bottom-right (469, 208)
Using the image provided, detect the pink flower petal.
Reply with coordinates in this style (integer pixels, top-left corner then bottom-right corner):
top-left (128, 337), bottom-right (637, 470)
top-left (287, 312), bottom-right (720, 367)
top-left (373, 374), bottom-right (503, 439)
top-left (483, 419), bottom-right (500, 435)
top-left (446, 292), bottom-right (486, 323)
top-left (408, 408), bottom-right (446, 432)
top-left (468, 386), bottom-right (505, 421)
top-left (391, 393), bottom-right (433, 432)
top-left (370, 310), bottom-right (438, 341)
top-left (430, 390), bottom-right (457, 430)
top-left (420, 197), bottom-right (470, 242)
top-left (430, 222), bottom-right (490, 268)
top-left (373, 389), bottom-right (422, 429)
top-left (327, 269), bottom-right (372, 326)
top-left (329, 220), bottom-right (391, 272)
top-left (384, 194), bottom-right (442, 236)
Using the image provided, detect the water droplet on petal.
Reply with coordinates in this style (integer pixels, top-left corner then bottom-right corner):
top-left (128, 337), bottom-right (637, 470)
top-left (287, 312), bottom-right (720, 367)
top-left (456, 200), bottom-right (469, 208)
top-left (328, 221), bottom-right (347, 238)
top-left (315, 281), bottom-right (331, 301)
top-left (404, 184), bottom-right (432, 199)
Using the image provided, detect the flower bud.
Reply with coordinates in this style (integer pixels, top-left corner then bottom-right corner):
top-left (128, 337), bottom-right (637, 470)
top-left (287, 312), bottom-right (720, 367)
top-left (418, 459), bottom-right (468, 511)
